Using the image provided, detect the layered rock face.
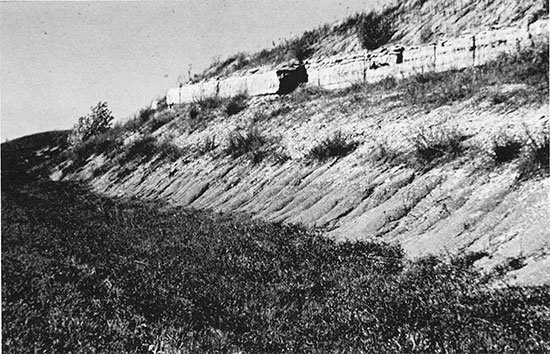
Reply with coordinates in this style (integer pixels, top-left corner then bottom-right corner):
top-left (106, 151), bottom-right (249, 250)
top-left (167, 19), bottom-right (547, 104)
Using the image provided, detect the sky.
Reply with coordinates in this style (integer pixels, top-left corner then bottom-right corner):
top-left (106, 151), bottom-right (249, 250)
top-left (1, 0), bottom-right (384, 141)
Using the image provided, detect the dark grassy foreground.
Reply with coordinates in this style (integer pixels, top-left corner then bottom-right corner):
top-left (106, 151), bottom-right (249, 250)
top-left (2, 173), bottom-right (549, 353)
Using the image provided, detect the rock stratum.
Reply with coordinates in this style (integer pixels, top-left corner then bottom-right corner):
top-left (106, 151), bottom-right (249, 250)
top-left (167, 19), bottom-right (546, 104)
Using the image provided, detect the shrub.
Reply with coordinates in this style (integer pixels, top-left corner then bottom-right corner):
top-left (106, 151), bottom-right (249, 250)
top-left (185, 103), bottom-right (217, 133)
top-left (224, 93), bottom-right (248, 116)
top-left (490, 132), bottom-right (523, 163)
top-left (195, 95), bottom-right (224, 111)
top-left (307, 132), bottom-right (358, 162)
top-left (119, 135), bottom-right (158, 163)
top-left (370, 139), bottom-right (402, 165)
top-left (148, 111), bottom-right (175, 132)
top-left (157, 140), bottom-right (186, 162)
top-left (356, 7), bottom-right (397, 50)
top-left (270, 150), bottom-right (291, 164)
top-left (136, 107), bottom-right (155, 125)
top-left (518, 130), bottom-right (550, 179)
top-left (196, 136), bottom-right (218, 155)
top-left (224, 127), bottom-right (266, 160)
top-left (409, 126), bottom-right (466, 164)
top-left (188, 104), bottom-right (200, 120)
top-left (67, 129), bottom-right (122, 170)
top-left (68, 102), bottom-right (114, 146)
top-left (419, 26), bottom-right (434, 43)
top-left (118, 136), bottom-right (185, 164)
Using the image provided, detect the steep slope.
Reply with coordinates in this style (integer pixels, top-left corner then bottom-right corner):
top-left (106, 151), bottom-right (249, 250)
top-left (30, 0), bottom-right (549, 286)
top-left (56, 58), bottom-right (549, 285)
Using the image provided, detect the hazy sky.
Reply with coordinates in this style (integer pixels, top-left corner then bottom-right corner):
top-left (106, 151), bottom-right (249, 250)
top-left (1, 0), bottom-right (384, 141)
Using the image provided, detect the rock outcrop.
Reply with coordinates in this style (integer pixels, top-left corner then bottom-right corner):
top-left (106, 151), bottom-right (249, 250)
top-left (167, 19), bottom-right (547, 104)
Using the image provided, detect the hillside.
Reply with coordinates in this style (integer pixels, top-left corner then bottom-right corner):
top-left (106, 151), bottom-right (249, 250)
top-left (2, 0), bottom-right (548, 286)
top-left (2, 0), bottom-right (550, 351)
top-left (39, 38), bottom-right (548, 286)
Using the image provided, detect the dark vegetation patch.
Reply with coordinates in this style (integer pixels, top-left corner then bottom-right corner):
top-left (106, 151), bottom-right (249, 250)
top-left (356, 5), bottom-right (398, 50)
top-left (490, 132), bottom-right (523, 164)
top-left (224, 128), bottom-right (267, 163)
top-left (518, 130), bottom-right (550, 180)
top-left (408, 126), bottom-right (467, 165)
top-left (1, 130), bottom-right (70, 183)
top-left (306, 132), bottom-right (358, 162)
top-left (196, 136), bottom-right (218, 156)
top-left (120, 136), bottom-right (185, 164)
top-left (224, 93), bottom-right (248, 116)
top-left (147, 110), bottom-right (176, 132)
top-left (2, 174), bottom-right (549, 353)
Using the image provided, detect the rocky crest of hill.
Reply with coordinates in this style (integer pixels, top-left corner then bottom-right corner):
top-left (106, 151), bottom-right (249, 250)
top-left (196, 0), bottom-right (547, 80)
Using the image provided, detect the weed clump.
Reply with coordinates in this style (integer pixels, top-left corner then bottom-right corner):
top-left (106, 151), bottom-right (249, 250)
top-left (307, 132), bottom-right (358, 162)
top-left (356, 6), bottom-right (397, 50)
top-left (224, 93), bottom-right (248, 116)
top-left (120, 135), bottom-right (185, 164)
top-left (409, 126), bottom-right (466, 164)
top-left (147, 111), bottom-right (175, 132)
top-left (518, 130), bottom-right (550, 179)
top-left (195, 95), bottom-right (225, 111)
top-left (224, 127), bottom-right (266, 162)
top-left (490, 132), bottom-right (523, 164)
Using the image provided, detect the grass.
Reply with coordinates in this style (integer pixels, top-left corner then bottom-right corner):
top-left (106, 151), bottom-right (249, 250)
top-left (224, 93), bottom-right (248, 116)
top-left (196, 136), bottom-right (218, 156)
top-left (2, 173), bottom-right (549, 353)
top-left (408, 125), bottom-right (467, 165)
top-left (490, 132), bottom-right (523, 164)
top-left (1, 130), bottom-right (70, 184)
top-left (356, 6), bottom-right (398, 50)
top-left (307, 132), bottom-right (358, 162)
top-left (341, 45), bottom-right (549, 110)
top-left (120, 135), bottom-right (185, 164)
top-left (224, 127), bottom-right (266, 162)
top-left (518, 130), bottom-right (550, 180)
top-left (147, 110), bottom-right (176, 132)
top-left (66, 129), bottom-right (122, 171)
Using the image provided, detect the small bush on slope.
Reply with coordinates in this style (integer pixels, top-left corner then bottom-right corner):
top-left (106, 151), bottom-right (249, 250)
top-left (490, 131), bottom-right (523, 164)
top-left (518, 129), bottom-right (550, 180)
top-left (2, 178), bottom-right (549, 354)
top-left (224, 93), bottom-right (248, 116)
top-left (119, 135), bottom-right (185, 164)
top-left (66, 128), bottom-right (122, 170)
top-left (408, 125), bottom-right (467, 165)
top-left (357, 6), bottom-right (398, 50)
top-left (224, 127), bottom-right (266, 162)
top-left (68, 102), bottom-right (115, 146)
top-left (307, 132), bottom-right (358, 162)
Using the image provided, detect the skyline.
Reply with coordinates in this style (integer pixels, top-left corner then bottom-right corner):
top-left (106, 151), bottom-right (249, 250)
top-left (1, 0), bottom-right (384, 141)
